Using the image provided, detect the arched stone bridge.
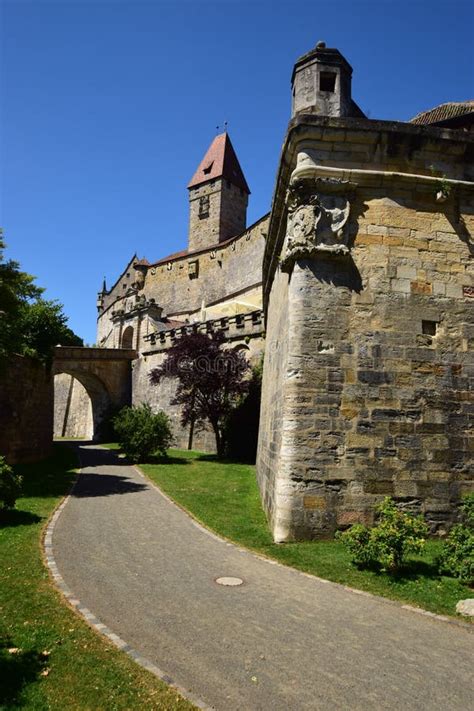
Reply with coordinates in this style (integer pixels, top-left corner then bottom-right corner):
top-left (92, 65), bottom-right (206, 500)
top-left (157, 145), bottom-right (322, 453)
top-left (53, 346), bottom-right (137, 440)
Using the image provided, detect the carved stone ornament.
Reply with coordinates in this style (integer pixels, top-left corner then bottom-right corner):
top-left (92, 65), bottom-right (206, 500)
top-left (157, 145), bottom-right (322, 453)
top-left (280, 176), bottom-right (356, 271)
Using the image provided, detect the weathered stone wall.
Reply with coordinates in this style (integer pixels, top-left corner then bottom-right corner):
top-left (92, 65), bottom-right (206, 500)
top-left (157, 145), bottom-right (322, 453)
top-left (132, 355), bottom-right (216, 452)
top-left (53, 347), bottom-right (135, 440)
top-left (0, 355), bottom-right (53, 464)
top-left (258, 116), bottom-right (474, 541)
top-left (54, 373), bottom-right (93, 439)
top-left (134, 314), bottom-right (265, 452)
top-left (255, 269), bottom-right (290, 539)
top-left (97, 215), bottom-right (268, 352)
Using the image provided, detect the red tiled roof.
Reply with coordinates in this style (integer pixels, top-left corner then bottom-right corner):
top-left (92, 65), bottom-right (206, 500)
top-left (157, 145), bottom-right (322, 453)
top-left (151, 249), bottom-right (188, 267)
top-left (134, 258), bottom-right (150, 267)
top-left (187, 132), bottom-right (250, 193)
top-left (410, 101), bottom-right (474, 125)
top-left (148, 212), bottom-right (269, 269)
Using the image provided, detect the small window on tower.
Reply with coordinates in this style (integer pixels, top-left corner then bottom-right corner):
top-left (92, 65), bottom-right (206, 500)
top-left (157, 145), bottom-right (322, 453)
top-left (199, 195), bottom-right (209, 219)
top-left (226, 180), bottom-right (231, 189)
top-left (203, 161), bottom-right (214, 175)
top-left (320, 72), bottom-right (336, 92)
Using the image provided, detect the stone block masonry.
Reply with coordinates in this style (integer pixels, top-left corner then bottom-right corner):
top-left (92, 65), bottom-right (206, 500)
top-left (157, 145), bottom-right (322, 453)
top-left (54, 373), bottom-right (93, 439)
top-left (136, 311), bottom-right (265, 452)
top-left (258, 112), bottom-right (474, 541)
top-left (0, 355), bottom-right (53, 464)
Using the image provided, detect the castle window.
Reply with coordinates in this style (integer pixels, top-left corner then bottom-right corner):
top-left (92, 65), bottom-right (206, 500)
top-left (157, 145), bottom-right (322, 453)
top-left (203, 161), bottom-right (214, 175)
top-left (320, 72), bottom-right (336, 92)
top-left (188, 260), bottom-right (199, 279)
top-left (199, 195), bottom-right (209, 219)
top-left (422, 320), bottom-right (438, 336)
top-left (226, 180), bottom-right (231, 189)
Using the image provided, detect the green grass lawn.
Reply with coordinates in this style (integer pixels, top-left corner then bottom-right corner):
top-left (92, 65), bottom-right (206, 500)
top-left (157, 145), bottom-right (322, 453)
top-left (0, 445), bottom-right (195, 710)
top-left (136, 448), bottom-right (472, 619)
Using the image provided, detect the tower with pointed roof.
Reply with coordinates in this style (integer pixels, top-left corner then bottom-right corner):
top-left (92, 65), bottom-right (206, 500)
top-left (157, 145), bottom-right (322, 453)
top-left (187, 132), bottom-right (250, 252)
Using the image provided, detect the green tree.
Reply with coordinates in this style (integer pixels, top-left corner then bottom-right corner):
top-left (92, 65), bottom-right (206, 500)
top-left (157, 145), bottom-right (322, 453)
top-left (18, 298), bottom-right (82, 363)
top-left (0, 236), bottom-right (42, 358)
top-left (0, 237), bottom-right (82, 363)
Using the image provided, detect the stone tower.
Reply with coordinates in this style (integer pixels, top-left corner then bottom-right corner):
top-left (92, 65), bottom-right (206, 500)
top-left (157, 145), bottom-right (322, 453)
top-left (291, 40), bottom-right (365, 118)
top-left (187, 132), bottom-right (250, 252)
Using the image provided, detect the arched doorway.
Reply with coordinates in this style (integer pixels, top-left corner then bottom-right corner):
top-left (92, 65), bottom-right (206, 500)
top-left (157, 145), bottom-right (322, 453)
top-left (53, 369), bottom-right (112, 441)
top-left (121, 325), bottom-right (134, 349)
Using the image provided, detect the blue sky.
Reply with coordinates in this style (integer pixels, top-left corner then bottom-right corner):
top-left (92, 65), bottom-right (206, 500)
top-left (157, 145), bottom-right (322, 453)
top-left (2, 0), bottom-right (473, 343)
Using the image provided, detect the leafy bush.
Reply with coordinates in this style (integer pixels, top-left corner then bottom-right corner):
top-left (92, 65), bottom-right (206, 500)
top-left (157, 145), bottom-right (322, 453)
top-left (336, 497), bottom-right (428, 572)
top-left (0, 457), bottom-right (22, 509)
top-left (438, 493), bottom-right (474, 584)
top-left (113, 404), bottom-right (173, 463)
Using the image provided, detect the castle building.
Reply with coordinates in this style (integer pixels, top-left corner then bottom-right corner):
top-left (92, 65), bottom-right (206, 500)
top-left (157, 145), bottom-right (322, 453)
top-left (257, 42), bottom-right (473, 541)
top-left (55, 132), bottom-right (268, 450)
top-left (54, 42), bottom-right (473, 541)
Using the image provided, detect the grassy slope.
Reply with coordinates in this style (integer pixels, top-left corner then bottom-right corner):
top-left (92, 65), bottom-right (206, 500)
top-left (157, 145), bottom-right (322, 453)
top-left (0, 445), bottom-right (194, 710)
top-left (139, 449), bottom-right (472, 619)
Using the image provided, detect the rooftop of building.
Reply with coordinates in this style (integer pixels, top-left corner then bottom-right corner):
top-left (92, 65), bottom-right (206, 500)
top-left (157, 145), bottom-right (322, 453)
top-left (410, 100), bottom-right (474, 127)
top-left (187, 132), bottom-right (250, 193)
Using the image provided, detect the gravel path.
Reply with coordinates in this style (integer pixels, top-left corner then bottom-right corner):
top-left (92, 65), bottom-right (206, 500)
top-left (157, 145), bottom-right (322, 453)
top-left (52, 444), bottom-right (473, 711)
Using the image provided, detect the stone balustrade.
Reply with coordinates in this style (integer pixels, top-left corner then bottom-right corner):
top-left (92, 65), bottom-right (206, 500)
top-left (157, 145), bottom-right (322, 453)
top-left (142, 309), bottom-right (264, 352)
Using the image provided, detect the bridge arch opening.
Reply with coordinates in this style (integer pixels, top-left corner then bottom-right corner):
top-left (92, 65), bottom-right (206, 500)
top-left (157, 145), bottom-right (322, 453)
top-left (53, 368), bottom-right (112, 441)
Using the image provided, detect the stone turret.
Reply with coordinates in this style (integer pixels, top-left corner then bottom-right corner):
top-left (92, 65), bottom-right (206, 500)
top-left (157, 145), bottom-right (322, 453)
top-left (291, 41), bottom-right (365, 118)
top-left (187, 132), bottom-right (250, 252)
top-left (96, 277), bottom-right (107, 311)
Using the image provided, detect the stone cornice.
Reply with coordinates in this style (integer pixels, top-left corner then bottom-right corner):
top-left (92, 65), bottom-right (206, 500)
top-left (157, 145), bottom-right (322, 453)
top-left (263, 115), bottom-right (474, 313)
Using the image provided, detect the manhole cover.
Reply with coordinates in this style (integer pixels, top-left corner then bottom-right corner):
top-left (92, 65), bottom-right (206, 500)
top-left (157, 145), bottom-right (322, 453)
top-left (215, 576), bottom-right (244, 587)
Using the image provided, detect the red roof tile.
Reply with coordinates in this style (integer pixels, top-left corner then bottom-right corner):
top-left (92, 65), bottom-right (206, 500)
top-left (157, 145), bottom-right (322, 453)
top-left (151, 249), bottom-right (188, 267)
top-left (410, 101), bottom-right (474, 125)
top-left (187, 132), bottom-right (250, 193)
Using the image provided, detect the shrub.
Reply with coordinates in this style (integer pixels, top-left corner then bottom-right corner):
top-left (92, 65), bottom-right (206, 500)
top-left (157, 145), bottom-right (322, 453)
top-left (336, 497), bottom-right (428, 572)
top-left (113, 404), bottom-right (173, 463)
top-left (0, 456), bottom-right (22, 509)
top-left (438, 493), bottom-right (474, 584)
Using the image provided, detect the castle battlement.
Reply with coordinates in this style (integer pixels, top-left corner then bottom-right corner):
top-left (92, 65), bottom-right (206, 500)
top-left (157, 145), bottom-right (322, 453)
top-left (142, 309), bottom-right (264, 353)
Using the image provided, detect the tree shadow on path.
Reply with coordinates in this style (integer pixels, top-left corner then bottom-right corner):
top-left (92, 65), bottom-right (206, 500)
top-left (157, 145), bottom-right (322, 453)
top-left (72, 473), bottom-right (147, 498)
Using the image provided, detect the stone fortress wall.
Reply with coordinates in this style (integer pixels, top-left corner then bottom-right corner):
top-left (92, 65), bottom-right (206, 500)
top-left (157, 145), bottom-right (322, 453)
top-left (0, 355), bottom-right (53, 464)
top-left (54, 42), bottom-right (473, 541)
top-left (257, 43), bottom-right (474, 541)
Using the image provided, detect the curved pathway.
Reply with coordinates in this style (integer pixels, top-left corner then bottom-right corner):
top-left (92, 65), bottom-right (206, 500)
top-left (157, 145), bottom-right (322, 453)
top-left (52, 444), bottom-right (473, 711)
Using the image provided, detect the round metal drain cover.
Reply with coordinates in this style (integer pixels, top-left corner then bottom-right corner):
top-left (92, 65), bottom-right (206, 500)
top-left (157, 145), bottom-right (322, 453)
top-left (215, 576), bottom-right (243, 587)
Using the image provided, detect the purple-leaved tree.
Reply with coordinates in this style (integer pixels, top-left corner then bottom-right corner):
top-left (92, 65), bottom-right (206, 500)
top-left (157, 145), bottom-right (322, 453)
top-left (149, 331), bottom-right (250, 458)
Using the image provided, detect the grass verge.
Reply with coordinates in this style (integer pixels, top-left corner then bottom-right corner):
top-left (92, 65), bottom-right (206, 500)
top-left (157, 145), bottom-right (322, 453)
top-left (135, 447), bottom-right (472, 619)
top-left (0, 445), bottom-right (195, 710)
